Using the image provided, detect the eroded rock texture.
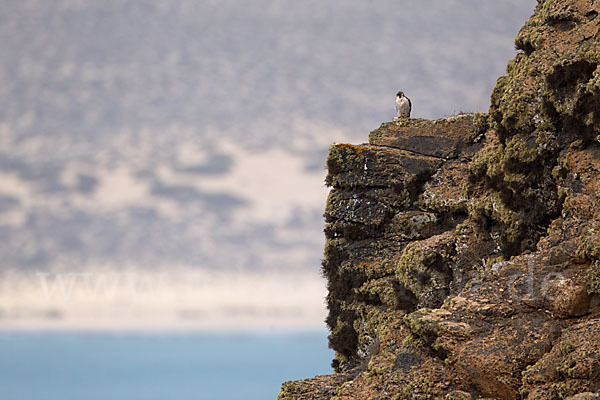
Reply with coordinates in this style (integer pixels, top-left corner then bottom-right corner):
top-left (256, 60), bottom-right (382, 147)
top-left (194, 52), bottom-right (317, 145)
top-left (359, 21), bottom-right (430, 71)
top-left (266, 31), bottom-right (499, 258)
top-left (279, 0), bottom-right (600, 398)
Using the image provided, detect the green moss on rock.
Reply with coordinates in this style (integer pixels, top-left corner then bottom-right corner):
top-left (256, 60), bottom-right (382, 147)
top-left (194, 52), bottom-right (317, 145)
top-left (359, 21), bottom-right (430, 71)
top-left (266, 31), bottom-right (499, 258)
top-left (395, 235), bottom-right (455, 309)
top-left (575, 228), bottom-right (600, 262)
top-left (586, 260), bottom-right (600, 295)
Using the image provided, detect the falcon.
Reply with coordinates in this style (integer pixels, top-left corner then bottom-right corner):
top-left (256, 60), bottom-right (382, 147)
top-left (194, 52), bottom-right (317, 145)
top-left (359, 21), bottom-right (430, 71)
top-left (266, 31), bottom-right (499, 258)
top-left (395, 91), bottom-right (412, 118)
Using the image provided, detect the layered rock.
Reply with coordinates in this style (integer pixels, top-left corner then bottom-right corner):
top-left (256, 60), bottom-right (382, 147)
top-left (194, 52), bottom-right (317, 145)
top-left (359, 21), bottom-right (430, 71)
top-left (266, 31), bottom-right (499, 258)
top-left (279, 0), bottom-right (600, 398)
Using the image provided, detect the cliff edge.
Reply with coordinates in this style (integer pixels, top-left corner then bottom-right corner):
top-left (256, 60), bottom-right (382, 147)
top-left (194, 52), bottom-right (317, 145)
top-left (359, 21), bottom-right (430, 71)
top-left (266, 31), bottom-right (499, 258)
top-left (279, 0), bottom-right (600, 398)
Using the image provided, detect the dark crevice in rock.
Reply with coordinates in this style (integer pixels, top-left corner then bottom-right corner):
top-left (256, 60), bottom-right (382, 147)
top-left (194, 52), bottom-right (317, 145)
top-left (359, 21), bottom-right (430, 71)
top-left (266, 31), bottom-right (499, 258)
top-left (585, 10), bottom-right (598, 20)
top-left (516, 37), bottom-right (536, 56)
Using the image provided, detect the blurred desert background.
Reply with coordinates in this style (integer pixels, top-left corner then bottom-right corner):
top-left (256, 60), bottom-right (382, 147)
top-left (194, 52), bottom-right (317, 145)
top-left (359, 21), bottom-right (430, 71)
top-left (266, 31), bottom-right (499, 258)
top-left (0, 0), bottom-right (535, 332)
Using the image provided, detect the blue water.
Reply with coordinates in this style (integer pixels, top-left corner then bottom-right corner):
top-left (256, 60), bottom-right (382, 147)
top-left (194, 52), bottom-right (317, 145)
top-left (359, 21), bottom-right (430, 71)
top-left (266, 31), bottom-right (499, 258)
top-left (0, 331), bottom-right (333, 400)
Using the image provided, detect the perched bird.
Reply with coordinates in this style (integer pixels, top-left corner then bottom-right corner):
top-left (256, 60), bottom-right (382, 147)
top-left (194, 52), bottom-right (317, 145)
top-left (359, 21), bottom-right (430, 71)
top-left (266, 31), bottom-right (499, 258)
top-left (395, 91), bottom-right (412, 118)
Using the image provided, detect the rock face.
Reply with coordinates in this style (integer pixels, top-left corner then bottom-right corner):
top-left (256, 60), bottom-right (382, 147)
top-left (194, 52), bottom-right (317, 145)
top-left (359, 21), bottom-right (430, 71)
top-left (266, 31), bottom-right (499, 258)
top-left (279, 0), bottom-right (600, 398)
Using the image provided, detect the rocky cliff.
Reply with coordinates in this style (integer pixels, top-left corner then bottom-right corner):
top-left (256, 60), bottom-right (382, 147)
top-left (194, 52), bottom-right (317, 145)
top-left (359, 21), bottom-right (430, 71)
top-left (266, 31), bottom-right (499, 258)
top-left (279, 0), bottom-right (600, 398)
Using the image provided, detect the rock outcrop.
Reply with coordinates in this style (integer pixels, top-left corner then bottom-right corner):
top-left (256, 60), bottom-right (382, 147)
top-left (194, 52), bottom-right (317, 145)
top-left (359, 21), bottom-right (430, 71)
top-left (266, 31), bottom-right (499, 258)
top-left (279, 0), bottom-right (600, 398)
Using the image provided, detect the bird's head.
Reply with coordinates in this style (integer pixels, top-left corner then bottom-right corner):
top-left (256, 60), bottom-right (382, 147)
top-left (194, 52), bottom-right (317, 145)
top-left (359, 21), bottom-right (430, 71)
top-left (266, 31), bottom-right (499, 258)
top-left (396, 91), bottom-right (404, 98)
